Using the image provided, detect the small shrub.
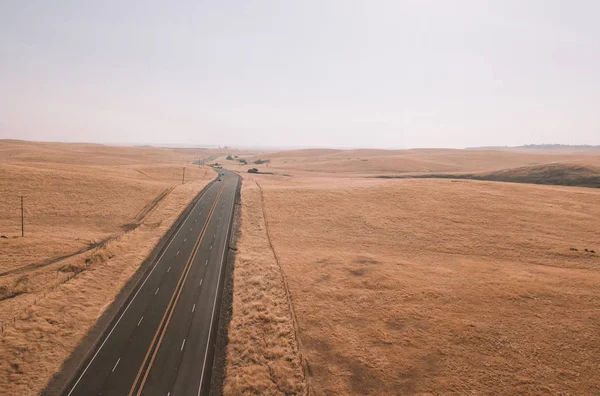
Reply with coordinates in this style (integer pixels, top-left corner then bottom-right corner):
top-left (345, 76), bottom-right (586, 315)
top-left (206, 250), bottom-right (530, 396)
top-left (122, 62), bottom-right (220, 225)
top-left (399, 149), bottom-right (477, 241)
top-left (248, 168), bottom-right (259, 173)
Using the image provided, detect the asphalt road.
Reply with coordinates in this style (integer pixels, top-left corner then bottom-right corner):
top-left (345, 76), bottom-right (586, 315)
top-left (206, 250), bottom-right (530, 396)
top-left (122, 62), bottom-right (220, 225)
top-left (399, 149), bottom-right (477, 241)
top-left (65, 169), bottom-right (239, 396)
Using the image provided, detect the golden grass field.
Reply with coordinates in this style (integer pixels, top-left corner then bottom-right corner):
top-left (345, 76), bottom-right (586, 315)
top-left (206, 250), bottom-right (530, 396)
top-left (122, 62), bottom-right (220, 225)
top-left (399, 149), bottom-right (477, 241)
top-left (223, 148), bottom-right (600, 395)
top-left (236, 147), bottom-right (600, 177)
top-left (0, 140), bottom-right (222, 395)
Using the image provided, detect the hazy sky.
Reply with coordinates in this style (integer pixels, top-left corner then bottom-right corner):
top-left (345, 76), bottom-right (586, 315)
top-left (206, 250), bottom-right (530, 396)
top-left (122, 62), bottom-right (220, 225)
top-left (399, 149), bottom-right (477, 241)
top-left (1, 1), bottom-right (599, 148)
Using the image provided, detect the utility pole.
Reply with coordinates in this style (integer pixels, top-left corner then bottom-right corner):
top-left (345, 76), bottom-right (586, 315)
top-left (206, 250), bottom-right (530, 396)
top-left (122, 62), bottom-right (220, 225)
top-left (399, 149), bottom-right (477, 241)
top-left (19, 196), bottom-right (24, 237)
top-left (182, 167), bottom-right (185, 185)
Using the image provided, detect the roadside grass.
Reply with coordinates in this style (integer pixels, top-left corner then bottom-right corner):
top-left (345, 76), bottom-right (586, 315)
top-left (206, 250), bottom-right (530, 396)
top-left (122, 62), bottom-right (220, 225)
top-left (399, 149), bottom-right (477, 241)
top-left (224, 178), bottom-right (306, 395)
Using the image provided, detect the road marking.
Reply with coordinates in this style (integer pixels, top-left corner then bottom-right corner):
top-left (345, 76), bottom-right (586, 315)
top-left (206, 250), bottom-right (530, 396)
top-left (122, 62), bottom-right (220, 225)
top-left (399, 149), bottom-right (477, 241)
top-left (137, 317), bottom-right (144, 326)
top-left (112, 358), bottom-right (121, 372)
top-left (199, 279), bottom-right (203, 286)
top-left (210, 245), bottom-right (212, 250)
top-left (205, 260), bottom-right (208, 265)
top-left (155, 288), bottom-right (160, 295)
top-left (192, 304), bottom-right (196, 312)
top-left (167, 267), bottom-right (171, 272)
top-left (184, 238), bottom-right (187, 242)
top-left (177, 251), bottom-right (179, 256)
top-left (66, 179), bottom-right (210, 396)
top-left (181, 339), bottom-right (186, 351)
top-left (190, 227), bottom-right (192, 231)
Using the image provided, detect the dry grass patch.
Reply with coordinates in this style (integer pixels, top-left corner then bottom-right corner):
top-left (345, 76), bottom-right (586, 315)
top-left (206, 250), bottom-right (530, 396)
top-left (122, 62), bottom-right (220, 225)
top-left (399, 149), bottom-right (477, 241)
top-left (251, 176), bottom-right (600, 395)
top-left (224, 177), bottom-right (306, 395)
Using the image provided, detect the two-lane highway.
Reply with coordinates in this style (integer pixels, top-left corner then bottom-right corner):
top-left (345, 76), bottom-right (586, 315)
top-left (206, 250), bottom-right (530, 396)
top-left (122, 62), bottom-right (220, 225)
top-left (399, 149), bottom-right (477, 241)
top-left (65, 169), bottom-right (239, 396)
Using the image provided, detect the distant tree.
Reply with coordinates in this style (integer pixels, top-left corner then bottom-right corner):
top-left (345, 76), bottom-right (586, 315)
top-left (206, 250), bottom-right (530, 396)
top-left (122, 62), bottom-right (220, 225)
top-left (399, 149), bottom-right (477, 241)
top-left (239, 159), bottom-right (248, 165)
top-left (234, 155), bottom-right (238, 158)
top-left (253, 159), bottom-right (270, 165)
top-left (226, 155), bottom-right (233, 160)
top-left (248, 168), bottom-right (259, 173)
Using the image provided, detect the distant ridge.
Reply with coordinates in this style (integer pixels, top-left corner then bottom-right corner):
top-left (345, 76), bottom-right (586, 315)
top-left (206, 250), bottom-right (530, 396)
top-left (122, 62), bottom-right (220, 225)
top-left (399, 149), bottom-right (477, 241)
top-left (467, 144), bottom-right (600, 151)
top-left (375, 163), bottom-right (600, 188)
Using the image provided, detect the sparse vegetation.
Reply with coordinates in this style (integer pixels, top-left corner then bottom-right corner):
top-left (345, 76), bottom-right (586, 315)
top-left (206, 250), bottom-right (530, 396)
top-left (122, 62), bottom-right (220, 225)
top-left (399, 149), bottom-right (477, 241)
top-left (247, 168), bottom-right (259, 173)
top-left (253, 159), bottom-right (270, 165)
top-left (239, 159), bottom-right (248, 165)
top-left (226, 155), bottom-right (233, 160)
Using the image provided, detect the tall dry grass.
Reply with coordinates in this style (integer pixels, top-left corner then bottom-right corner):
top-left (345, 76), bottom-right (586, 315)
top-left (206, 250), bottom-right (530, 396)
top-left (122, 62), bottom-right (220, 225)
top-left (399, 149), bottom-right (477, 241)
top-left (224, 177), bottom-right (306, 395)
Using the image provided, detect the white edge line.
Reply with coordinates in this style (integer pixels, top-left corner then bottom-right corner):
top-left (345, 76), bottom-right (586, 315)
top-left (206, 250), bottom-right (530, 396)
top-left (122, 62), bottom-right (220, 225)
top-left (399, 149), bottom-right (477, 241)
top-left (181, 338), bottom-right (186, 351)
top-left (112, 358), bottom-right (121, 372)
top-left (198, 184), bottom-right (235, 395)
top-left (192, 303), bottom-right (196, 312)
top-left (137, 316), bottom-right (144, 326)
top-left (67, 184), bottom-right (210, 396)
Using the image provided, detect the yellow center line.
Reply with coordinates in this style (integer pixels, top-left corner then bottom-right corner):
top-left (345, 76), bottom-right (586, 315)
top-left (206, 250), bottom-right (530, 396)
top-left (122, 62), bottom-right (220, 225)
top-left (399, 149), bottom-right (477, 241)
top-left (128, 182), bottom-right (226, 396)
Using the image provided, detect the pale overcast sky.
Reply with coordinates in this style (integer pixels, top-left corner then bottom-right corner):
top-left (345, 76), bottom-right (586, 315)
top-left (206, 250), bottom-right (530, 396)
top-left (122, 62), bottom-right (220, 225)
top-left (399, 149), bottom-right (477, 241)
top-left (1, 1), bottom-right (599, 148)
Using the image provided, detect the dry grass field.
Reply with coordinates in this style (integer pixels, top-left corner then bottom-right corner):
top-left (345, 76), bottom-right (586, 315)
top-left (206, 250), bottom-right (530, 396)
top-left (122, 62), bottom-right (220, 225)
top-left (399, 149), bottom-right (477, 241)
top-left (0, 140), bottom-right (220, 395)
top-left (224, 148), bottom-right (600, 395)
top-left (236, 148), bottom-right (600, 177)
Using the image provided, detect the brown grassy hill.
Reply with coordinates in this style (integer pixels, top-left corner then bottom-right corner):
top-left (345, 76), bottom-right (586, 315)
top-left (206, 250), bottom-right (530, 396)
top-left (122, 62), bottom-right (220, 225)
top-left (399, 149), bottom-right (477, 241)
top-left (480, 163), bottom-right (600, 187)
top-left (0, 139), bottom-right (221, 166)
top-left (383, 163), bottom-right (600, 188)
